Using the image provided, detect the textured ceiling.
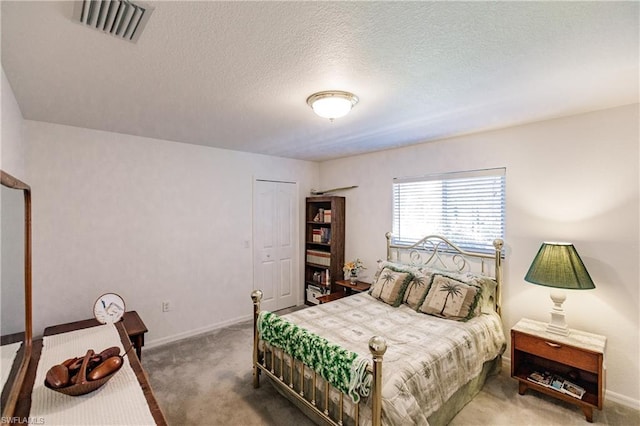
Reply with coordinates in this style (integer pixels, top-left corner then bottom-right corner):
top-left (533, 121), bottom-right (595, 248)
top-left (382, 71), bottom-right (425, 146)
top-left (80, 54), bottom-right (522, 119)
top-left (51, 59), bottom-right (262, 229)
top-left (2, 1), bottom-right (638, 162)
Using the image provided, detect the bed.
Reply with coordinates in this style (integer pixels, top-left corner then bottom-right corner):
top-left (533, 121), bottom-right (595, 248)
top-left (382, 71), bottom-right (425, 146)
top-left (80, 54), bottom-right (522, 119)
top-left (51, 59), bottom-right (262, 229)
top-left (251, 233), bottom-right (506, 426)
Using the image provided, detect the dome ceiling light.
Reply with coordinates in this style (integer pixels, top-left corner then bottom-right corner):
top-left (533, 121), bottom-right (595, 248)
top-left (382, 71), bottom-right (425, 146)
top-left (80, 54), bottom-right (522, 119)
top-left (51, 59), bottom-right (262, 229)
top-left (306, 91), bottom-right (359, 121)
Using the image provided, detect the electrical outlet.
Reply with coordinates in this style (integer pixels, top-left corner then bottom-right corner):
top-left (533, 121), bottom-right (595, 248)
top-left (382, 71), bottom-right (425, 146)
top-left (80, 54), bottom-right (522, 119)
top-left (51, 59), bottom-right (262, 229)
top-left (162, 301), bottom-right (171, 312)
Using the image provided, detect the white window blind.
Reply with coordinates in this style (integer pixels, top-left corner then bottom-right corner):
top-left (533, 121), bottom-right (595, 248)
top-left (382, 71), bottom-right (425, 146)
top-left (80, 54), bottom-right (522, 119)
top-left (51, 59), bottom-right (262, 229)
top-left (392, 168), bottom-right (505, 253)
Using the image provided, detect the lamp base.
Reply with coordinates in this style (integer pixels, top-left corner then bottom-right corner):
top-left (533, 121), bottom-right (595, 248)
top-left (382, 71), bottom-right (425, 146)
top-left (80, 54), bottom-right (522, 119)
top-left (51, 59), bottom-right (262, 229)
top-left (547, 290), bottom-right (570, 336)
top-left (546, 322), bottom-right (570, 336)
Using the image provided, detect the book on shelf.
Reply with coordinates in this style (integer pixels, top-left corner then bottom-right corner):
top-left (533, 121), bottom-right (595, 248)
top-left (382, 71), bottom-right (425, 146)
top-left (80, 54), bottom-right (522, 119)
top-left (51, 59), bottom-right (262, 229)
top-left (323, 209), bottom-right (332, 223)
top-left (527, 371), bottom-right (585, 399)
top-left (321, 227), bottom-right (331, 243)
top-left (311, 268), bottom-right (330, 285)
top-left (311, 227), bottom-right (331, 243)
top-left (306, 249), bottom-right (331, 266)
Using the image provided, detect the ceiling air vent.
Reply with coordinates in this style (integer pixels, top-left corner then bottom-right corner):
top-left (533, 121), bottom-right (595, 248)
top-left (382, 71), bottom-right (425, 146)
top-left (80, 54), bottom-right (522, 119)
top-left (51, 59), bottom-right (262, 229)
top-left (72, 0), bottom-right (154, 43)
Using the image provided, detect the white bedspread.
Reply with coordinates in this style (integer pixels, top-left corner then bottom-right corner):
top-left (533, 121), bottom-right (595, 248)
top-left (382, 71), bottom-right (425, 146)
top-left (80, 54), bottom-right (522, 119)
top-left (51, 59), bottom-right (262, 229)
top-left (1, 341), bottom-right (22, 390)
top-left (283, 292), bottom-right (506, 425)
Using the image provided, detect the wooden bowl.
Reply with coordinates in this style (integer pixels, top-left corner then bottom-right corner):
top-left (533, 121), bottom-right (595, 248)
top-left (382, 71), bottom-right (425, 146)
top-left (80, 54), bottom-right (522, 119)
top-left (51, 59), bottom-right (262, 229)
top-left (44, 350), bottom-right (124, 396)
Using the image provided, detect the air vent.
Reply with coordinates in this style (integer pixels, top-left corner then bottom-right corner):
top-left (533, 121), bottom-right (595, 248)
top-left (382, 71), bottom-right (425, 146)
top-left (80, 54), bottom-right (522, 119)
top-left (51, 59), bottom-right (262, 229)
top-left (72, 0), bottom-right (154, 43)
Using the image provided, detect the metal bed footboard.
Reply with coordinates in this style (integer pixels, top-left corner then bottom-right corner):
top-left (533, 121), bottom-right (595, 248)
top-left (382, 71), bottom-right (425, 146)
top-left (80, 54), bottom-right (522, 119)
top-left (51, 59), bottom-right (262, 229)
top-left (251, 290), bottom-right (385, 426)
top-left (250, 233), bottom-right (503, 425)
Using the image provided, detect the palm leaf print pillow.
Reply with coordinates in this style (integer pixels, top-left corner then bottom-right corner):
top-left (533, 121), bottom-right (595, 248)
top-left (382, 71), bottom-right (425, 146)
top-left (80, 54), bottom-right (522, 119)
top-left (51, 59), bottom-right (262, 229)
top-left (418, 274), bottom-right (482, 321)
top-left (369, 267), bottom-right (413, 307)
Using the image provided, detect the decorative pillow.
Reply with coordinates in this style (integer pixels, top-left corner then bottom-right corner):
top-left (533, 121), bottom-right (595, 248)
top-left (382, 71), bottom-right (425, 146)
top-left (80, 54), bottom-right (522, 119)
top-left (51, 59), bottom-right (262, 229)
top-left (371, 260), bottom-right (386, 283)
top-left (418, 274), bottom-right (482, 321)
top-left (372, 260), bottom-right (415, 282)
top-left (473, 276), bottom-right (498, 313)
top-left (419, 267), bottom-right (497, 314)
top-left (369, 267), bottom-right (413, 307)
top-left (402, 270), bottom-right (435, 310)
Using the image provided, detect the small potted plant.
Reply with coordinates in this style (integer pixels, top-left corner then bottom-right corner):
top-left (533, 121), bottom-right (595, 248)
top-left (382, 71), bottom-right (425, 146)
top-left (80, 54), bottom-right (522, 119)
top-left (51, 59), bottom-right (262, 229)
top-left (343, 259), bottom-right (366, 284)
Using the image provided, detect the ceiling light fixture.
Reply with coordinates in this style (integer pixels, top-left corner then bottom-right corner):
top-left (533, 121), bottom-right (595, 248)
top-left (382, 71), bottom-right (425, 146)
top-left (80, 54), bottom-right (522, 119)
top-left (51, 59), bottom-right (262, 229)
top-left (306, 91), bottom-right (359, 121)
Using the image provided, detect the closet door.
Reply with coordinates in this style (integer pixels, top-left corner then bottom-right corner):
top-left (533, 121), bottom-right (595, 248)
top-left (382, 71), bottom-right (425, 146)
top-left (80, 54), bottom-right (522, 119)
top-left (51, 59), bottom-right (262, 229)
top-left (253, 180), bottom-right (297, 311)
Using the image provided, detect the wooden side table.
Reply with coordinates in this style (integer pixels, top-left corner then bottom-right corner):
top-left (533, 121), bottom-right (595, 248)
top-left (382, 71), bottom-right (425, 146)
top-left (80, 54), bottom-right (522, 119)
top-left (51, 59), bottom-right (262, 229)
top-left (316, 292), bottom-right (345, 304)
top-left (511, 318), bottom-right (606, 422)
top-left (335, 279), bottom-right (371, 296)
top-left (122, 311), bottom-right (148, 360)
top-left (316, 280), bottom-right (371, 304)
top-left (43, 311), bottom-right (148, 360)
top-left (15, 321), bottom-right (167, 425)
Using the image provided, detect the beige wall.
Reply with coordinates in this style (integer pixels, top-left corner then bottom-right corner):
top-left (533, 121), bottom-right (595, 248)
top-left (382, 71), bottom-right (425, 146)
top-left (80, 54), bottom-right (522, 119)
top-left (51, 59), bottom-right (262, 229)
top-left (319, 104), bottom-right (640, 407)
top-left (1, 68), bottom-right (25, 179)
top-left (25, 121), bottom-right (319, 346)
top-left (1, 68), bottom-right (27, 335)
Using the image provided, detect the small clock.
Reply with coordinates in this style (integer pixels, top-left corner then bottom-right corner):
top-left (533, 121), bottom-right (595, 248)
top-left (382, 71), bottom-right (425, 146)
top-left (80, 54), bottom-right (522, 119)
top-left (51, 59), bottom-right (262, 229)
top-left (93, 293), bottom-right (126, 324)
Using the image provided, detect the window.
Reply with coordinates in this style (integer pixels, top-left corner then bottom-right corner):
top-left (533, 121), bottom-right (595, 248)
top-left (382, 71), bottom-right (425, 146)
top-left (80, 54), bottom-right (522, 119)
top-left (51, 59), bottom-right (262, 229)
top-left (392, 168), bottom-right (505, 253)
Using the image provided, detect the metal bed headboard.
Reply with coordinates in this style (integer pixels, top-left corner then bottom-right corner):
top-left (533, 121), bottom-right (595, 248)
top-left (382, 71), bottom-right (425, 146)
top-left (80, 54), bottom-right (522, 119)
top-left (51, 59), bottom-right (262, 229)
top-left (385, 232), bottom-right (504, 316)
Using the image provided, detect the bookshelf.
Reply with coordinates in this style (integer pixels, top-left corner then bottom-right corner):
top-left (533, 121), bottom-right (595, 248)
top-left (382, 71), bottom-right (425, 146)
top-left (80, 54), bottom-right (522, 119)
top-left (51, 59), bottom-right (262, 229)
top-left (304, 196), bottom-right (345, 305)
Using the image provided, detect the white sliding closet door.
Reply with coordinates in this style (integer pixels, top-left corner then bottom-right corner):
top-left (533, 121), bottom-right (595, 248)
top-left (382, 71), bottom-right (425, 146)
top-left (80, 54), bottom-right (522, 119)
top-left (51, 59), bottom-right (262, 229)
top-left (253, 180), bottom-right (297, 311)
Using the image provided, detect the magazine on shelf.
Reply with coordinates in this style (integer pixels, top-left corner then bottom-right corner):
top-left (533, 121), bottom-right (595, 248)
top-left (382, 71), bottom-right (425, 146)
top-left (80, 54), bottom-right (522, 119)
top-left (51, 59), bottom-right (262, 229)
top-left (561, 380), bottom-right (586, 399)
top-left (527, 371), bottom-right (552, 387)
top-left (527, 371), bottom-right (585, 399)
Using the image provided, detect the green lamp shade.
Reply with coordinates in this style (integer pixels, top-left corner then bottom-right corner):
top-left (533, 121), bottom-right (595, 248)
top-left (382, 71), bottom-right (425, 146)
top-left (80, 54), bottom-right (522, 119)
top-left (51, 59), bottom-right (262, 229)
top-left (524, 242), bottom-right (595, 290)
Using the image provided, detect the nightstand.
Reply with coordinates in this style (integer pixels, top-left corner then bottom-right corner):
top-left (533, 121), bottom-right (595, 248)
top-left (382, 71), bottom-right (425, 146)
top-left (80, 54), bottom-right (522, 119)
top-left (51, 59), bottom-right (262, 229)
top-left (334, 279), bottom-right (371, 296)
top-left (316, 280), bottom-right (370, 304)
top-left (511, 318), bottom-right (606, 422)
top-left (316, 292), bottom-right (345, 304)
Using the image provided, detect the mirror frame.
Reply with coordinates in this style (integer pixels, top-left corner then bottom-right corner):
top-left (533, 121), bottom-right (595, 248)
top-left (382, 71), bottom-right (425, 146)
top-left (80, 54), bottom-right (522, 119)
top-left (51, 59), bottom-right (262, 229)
top-left (0, 170), bottom-right (32, 420)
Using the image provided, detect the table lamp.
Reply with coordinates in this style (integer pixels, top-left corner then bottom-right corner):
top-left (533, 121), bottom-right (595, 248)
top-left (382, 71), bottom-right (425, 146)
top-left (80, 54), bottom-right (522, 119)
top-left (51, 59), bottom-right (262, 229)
top-left (524, 242), bottom-right (595, 336)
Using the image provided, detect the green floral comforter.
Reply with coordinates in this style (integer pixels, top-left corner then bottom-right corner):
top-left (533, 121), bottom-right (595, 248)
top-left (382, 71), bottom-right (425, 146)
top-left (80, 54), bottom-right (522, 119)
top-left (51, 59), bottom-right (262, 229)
top-left (258, 310), bottom-right (371, 402)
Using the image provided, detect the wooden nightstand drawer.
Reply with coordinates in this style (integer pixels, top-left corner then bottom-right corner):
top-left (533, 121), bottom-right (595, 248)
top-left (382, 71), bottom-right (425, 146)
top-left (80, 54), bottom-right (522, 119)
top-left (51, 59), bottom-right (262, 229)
top-left (513, 332), bottom-right (599, 373)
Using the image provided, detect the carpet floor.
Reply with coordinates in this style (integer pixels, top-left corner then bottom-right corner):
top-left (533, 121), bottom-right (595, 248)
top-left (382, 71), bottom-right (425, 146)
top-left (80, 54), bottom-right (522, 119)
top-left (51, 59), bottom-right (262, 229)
top-left (143, 318), bottom-right (639, 425)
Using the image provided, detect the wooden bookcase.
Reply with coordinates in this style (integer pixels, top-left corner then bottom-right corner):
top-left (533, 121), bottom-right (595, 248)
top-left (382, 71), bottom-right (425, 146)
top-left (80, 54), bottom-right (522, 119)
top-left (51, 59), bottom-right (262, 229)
top-left (304, 196), bottom-right (345, 305)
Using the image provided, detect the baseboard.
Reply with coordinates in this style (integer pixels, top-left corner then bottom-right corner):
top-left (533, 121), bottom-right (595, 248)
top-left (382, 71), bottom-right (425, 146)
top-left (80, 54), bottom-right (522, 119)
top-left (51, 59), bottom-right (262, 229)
top-left (605, 390), bottom-right (640, 410)
top-left (144, 300), bottom-right (310, 350)
top-left (501, 355), bottom-right (511, 370)
top-left (144, 313), bottom-right (253, 350)
top-left (501, 355), bottom-right (640, 410)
